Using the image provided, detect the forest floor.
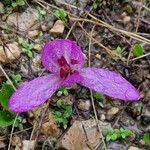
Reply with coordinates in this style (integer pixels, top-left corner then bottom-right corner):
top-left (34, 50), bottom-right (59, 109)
top-left (0, 0), bottom-right (150, 150)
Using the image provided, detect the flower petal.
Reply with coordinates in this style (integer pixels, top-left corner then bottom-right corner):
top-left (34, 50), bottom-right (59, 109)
top-left (8, 74), bottom-right (62, 112)
top-left (62, 72), bottom-right (83, 87)
top-left (42, 39), bottom-right (85, 73)
top-left (79, 68), bottom-right (140, 101)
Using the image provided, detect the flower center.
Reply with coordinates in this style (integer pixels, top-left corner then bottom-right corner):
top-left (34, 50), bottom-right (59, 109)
top-left (57, 56), bottom-right (78, 78)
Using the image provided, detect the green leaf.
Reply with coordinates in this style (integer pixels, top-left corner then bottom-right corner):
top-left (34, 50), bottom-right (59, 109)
top-left (11, 2), bottom-right (17, 8)
top-left (63, 89), bottom-right (69, 96)
top-left (94, 92), bottom-right (105, 101)
top-left (126, 4), bottom-right (133, 14)
top-left (0, 83), bottom-right (14, 110)
top-left (57, 91), bottom-right (63, 97)
top-left (12, 74), bottom-right (22, 83)
top-left (143, 133), bottom-right (150, 146)
top-left (27, 51), bottom-right (33, 58)
top-left (111, 133), bottom-right (118, 141)
top-left (0, 110), bottom-right (15, 127)
top-left (132, 44), bottom-right (144, 57)
top-left (53, 9), bottom-right (68, 23)
top-left (17, 0), bottom-right (25, 6)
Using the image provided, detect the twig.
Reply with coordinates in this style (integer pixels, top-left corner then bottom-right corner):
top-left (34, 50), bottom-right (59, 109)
top-left (0, 65), bottom-right (16, 90)
top-left (0, 65), bottom-right (19, 150)
top-left (71, 16), bottom-right (150, 44)
top-left (8, 113), bottom-right (19, 150)
top-left (28, 103), bottom-right (49, 150)
top-left (88, 26), bottom-right (107, 150)
top-left (37, 0), bottom-right (150, 44)
top-left (127, 1), bottom-right (143, 65)
top-left (78, 23), bottom-right (113, 57)
top-left (65, 21), bottom-right (77, 39)
top-left (130, 52), bottom-right (150, 61)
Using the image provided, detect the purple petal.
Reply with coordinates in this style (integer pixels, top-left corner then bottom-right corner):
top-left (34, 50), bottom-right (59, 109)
top-left (79, 68), bottom-right (140, 101)
top-left (62, 72), bottom-right (83, 87)
top-left (42, 39), bottom-right (85, 73)
top-left (8, 74), bottom-right (62, 112)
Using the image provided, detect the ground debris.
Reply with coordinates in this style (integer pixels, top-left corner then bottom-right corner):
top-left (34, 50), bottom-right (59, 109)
top-left (49, 20), bottom-right (65, 36)
top-left (57, 119), bottom-right (111, 150)
top-left (0, 42), bottom-right (21, 64)
top-left (7, 8), bottom-right (39, 32)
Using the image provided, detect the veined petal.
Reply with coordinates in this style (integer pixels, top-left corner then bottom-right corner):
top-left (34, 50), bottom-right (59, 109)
top-left (79, 68), bottom-right (140, 101)
top-left (42, 39), bottom-right (85, 73)
top-left (8, 74), bottom-right (62, 112)
top-left (62, 72), bottom-right (83, 87)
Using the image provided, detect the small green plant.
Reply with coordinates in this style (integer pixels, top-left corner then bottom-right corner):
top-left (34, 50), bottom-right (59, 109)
top-left (132, 43), bottom-right (144, 57)
top-left (12, 74), bottom-right (22, 84)
top-left (94, 92), bottom-right (105, 108)
top-left (113, 46), bottom-right (126, 61)
top-left (0, 83), bottom-right (16, 127)
top-left (37, 6), bottom-right (46, 21)
top-left (104, 128), bottom-right (133, 142)
top-left (20, 39), bottom-right (34, 58)
top-left (92, 0), bottom-right (103, 10)
top-left (53, 9), bottom-right (68, 23)
top-left (52, 99), bottom-right (72, 129)
top-left (134, 102), bottom-right (143, 113)
top-left (126, 4), bottom-right (133, 14)
top-left (57, 87), bottom-right (69, 97)
top-left (94, 92), bottom-right (105, 101)
top-left (11, 0), bottom-right (25, 8)
top-left (143, 133), bottom-right (150, 146)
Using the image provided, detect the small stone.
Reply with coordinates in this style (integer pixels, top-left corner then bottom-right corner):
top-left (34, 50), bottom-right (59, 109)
top-left (100, 114), bottom-right (106, 121)
top-left (11, 135), bottom-right (21, 146)
top-left (78, 100), bottom-right (91, 111)
top-left (0, 42), bottom-right (21, 64)
top-left (41, 24), bottom-right (48, 31)
top-left (49, 20), bottom-right (65, 36)
top-left (22, 140), bottom-right (35, 150)
top-left (32, 55), bottom-right (41, 68)
top-left (7, 8), bottom-right (39, 32)
top-left (0, 141), bottom-right (5, 149)
top-left (128, 146), bottom-right (140, 150)
top-left (40, 113), bottom-right (60, 137)
top-left (123, 16), bottom-right (131, 24)
top-left (28, 30), bottom-right (39, 38)
top-left (106, 107), bottom-right (119, 121)
top-left (95, 54), bottom-right (101, 59)
top-left (57, 119), bottom-right (111, 150)
top-left (32, 55), bottom-right (42, 74)
top-left (33, 44), bottom-right (42, 53)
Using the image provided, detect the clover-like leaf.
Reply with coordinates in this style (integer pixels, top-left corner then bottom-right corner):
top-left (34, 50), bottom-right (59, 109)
top-left (0, 83), bottom-right (14, 110)
top-left (0, 110), bottom-right (16, 127)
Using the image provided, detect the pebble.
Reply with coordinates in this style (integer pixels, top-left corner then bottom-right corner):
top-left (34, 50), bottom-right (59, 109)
top-left (41, 24), bottom-right (48, 31)
top-left (123, 16), bottom-right (131, 24)
top-left (40, 113), bottom-right (60, 137)
top-left (49, 20), bottom-right (65, 36)
top-left (0, 42), bottom-right (21, 64)
top-left (106, 107), bottom-right (119, 121)
top-left (33, 44), bottom-right (42, 53)
top-left (11, 135), bottom-right (21, 146)
top-left (78, 99), bottom-right (91, 111)
top-left (128, 146), bottom-right (140, 150)
top-left (27, 30), bottom-right (39, 38)
top-left (100, 114), bottom-right (106, 121)
top-left (95, 54), bottom-right (101, 59)
top-left (7, 8), bottom-right (39, 32)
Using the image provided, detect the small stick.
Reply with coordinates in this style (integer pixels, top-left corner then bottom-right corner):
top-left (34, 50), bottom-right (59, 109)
top-left (88, 26), bottom-right (107, 150)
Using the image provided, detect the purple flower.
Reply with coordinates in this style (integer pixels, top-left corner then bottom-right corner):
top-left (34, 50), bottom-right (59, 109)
top-left (8, 39), bottom-right (140, 112)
